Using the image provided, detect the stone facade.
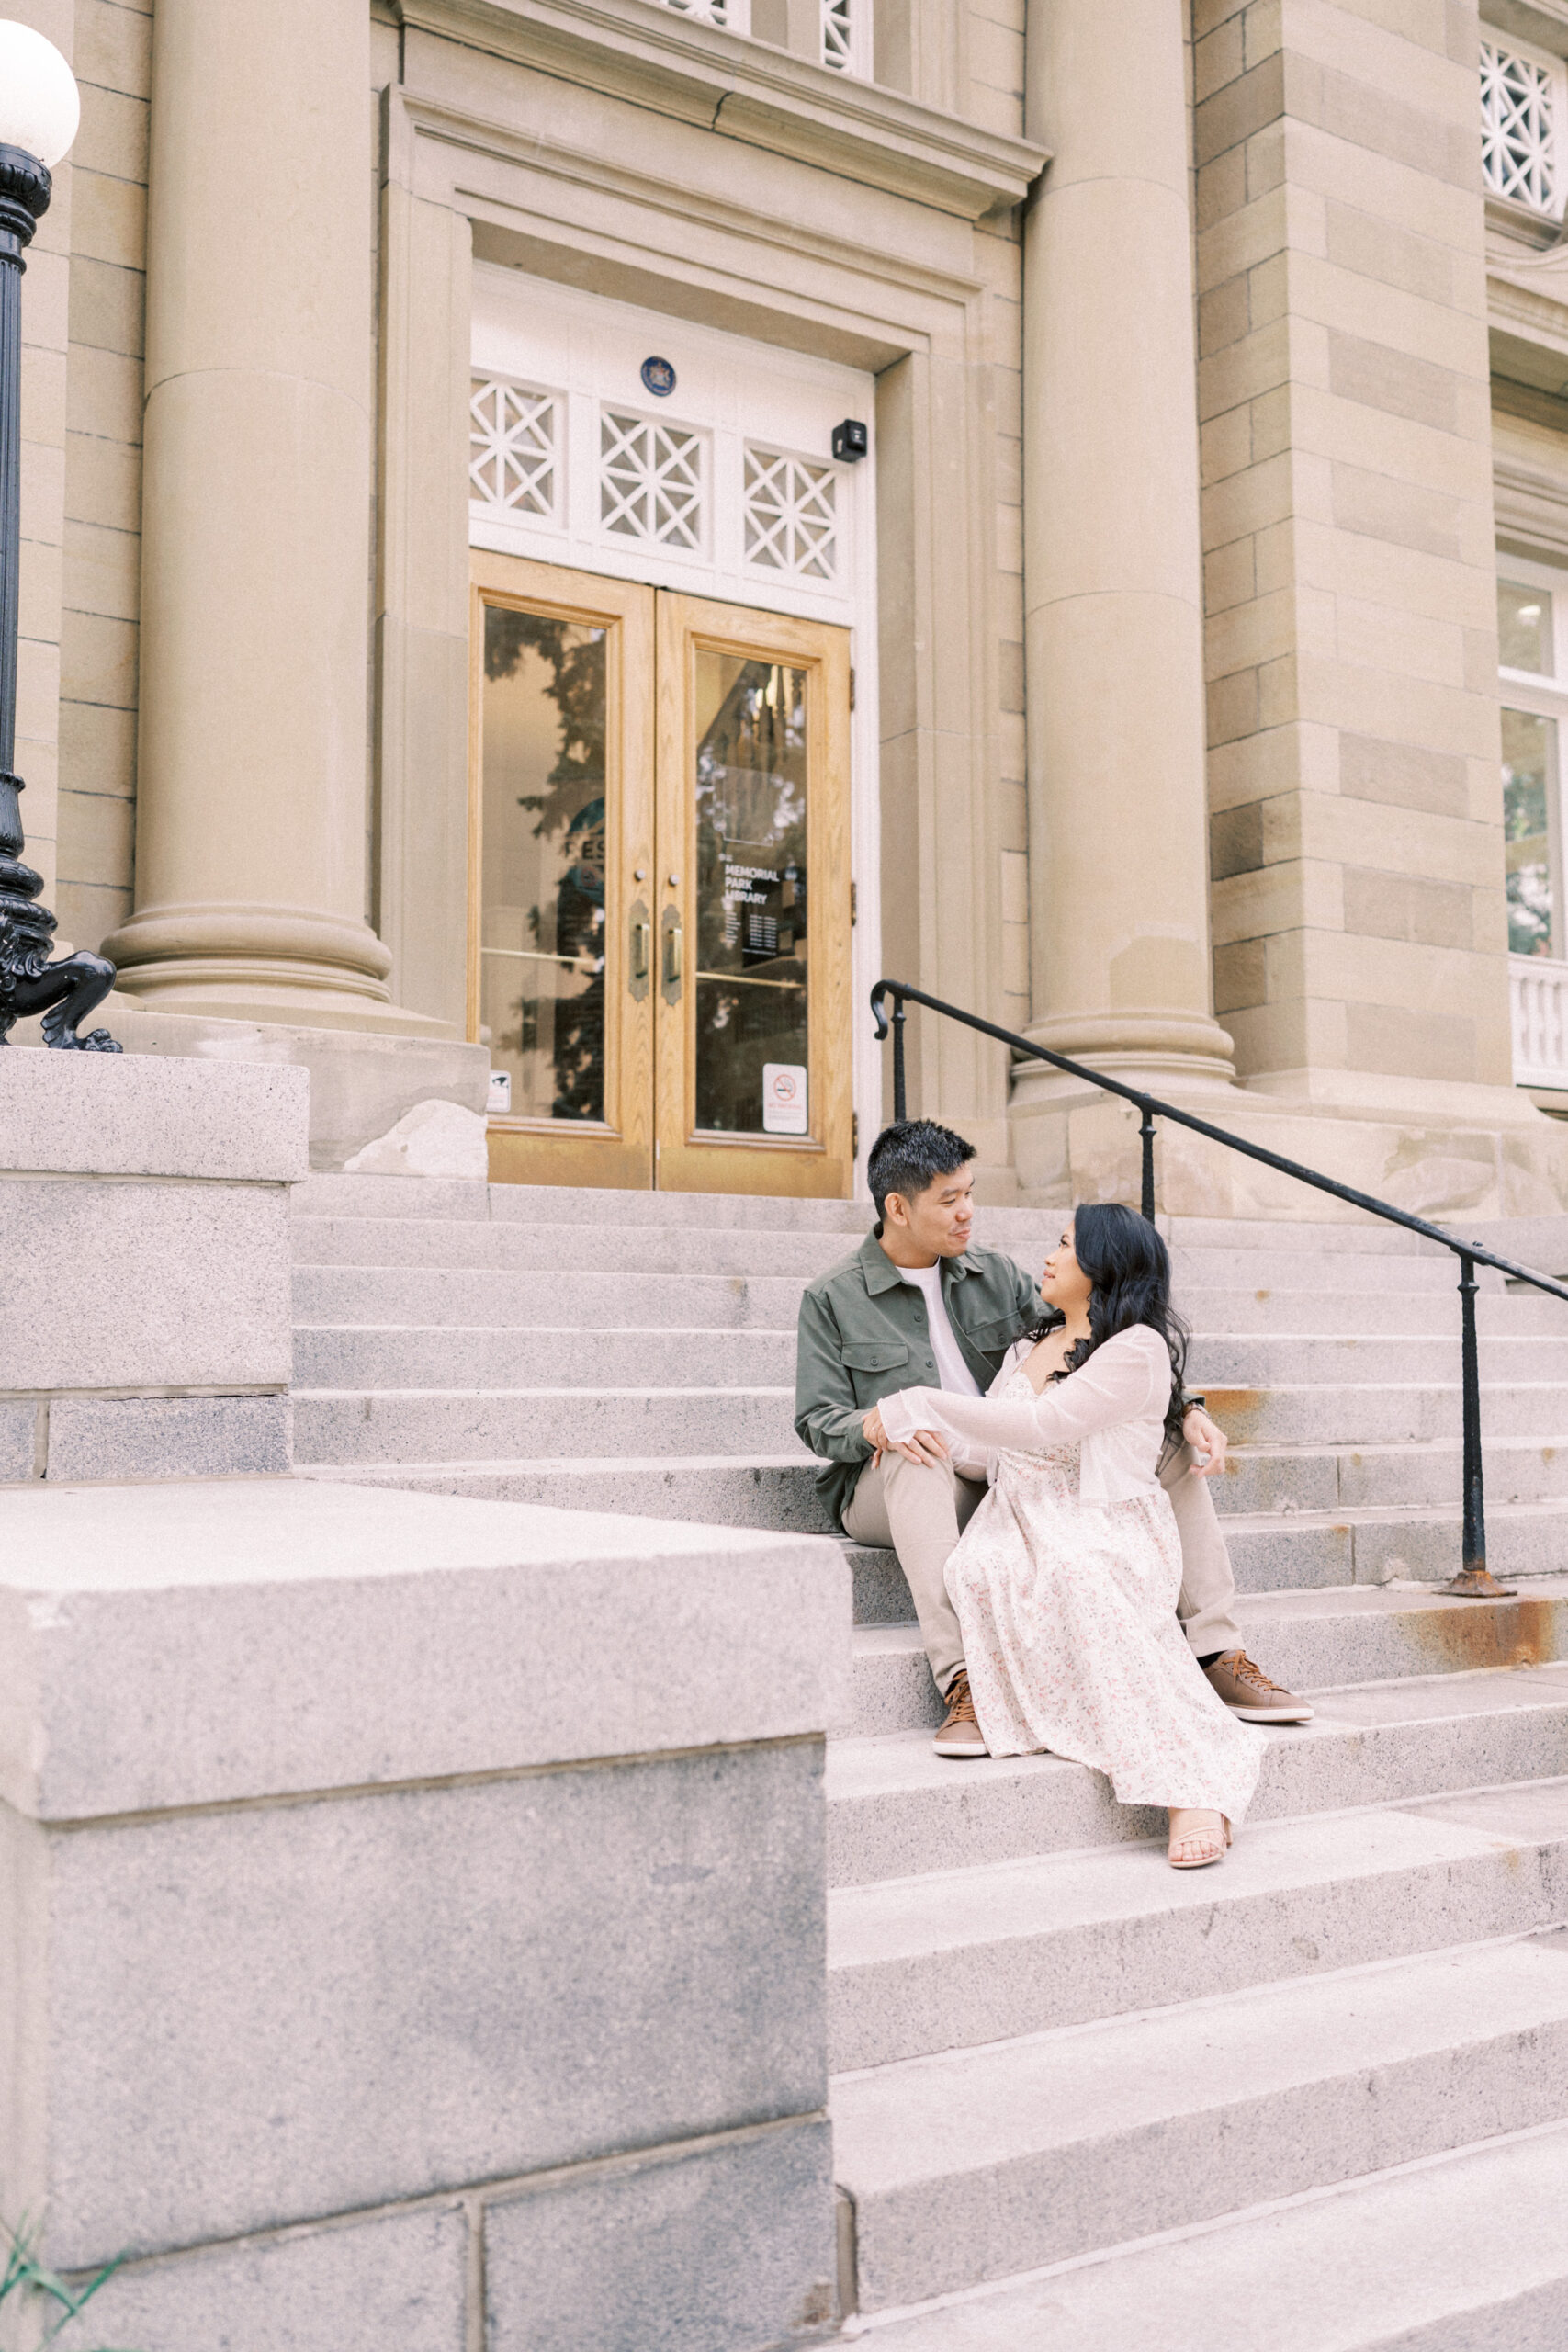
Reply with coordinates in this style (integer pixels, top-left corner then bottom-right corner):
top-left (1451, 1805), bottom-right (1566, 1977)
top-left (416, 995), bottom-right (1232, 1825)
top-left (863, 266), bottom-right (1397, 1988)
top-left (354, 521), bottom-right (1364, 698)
top-left (11, 0), bottom-right (1568, 1207)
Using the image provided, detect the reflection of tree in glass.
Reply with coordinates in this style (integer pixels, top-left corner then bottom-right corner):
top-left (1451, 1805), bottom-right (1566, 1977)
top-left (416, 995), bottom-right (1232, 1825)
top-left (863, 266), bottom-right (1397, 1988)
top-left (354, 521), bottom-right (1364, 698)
top-left (484, 609), bottom-right (607, 1118)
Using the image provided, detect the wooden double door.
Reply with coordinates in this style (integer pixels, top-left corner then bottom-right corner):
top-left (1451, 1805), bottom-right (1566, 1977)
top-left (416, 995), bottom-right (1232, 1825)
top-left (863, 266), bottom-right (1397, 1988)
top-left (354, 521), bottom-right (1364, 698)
top-left (469, 550), bottom-right (853, 1194)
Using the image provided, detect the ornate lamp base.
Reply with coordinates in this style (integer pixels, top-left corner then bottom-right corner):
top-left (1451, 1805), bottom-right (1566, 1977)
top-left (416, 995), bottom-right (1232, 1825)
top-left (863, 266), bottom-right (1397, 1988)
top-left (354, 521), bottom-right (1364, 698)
top-left (0, 770), bottom-right (118, 1051)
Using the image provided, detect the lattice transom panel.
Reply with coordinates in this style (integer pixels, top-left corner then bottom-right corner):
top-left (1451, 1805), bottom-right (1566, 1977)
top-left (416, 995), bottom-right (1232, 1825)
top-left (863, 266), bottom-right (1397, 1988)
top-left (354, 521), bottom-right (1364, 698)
top-left (821, 0), bottom-right (856, 70)
top-left (469, 378), bottom-right (561, 519)
top-left (743, 446), bottom-right (839, 581)
top-left (661, 0), bottom-right (730, 22)
top-left (1482, 40), bottom-right (1563, 217)
top-left (600, 411), bottom-right (706, 549)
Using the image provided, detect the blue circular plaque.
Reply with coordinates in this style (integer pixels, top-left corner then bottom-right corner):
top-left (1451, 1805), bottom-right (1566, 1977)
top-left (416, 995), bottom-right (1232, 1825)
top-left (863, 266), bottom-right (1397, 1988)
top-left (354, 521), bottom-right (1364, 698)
top-left (640, 356), bottom-right (677, 398)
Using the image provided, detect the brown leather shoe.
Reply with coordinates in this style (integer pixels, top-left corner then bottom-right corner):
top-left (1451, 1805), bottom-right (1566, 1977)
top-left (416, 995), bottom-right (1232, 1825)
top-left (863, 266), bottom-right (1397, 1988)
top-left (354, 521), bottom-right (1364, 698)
top-left (1204, 1649), bottom-right (1314, 1724)
top-left (934, 1668), bottom-right (987, 1758)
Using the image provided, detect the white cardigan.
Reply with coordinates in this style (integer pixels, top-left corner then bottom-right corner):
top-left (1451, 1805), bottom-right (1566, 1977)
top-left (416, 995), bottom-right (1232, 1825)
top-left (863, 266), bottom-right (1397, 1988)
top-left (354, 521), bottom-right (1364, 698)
top-left (877, 1322), bottom-right (1173, 1504)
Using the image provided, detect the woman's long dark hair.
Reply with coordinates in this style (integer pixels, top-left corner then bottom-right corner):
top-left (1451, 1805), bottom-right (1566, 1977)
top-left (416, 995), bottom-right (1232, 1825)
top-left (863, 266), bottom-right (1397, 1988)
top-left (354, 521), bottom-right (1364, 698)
top-left (1028, 1202), bottom-right (1190, 1443)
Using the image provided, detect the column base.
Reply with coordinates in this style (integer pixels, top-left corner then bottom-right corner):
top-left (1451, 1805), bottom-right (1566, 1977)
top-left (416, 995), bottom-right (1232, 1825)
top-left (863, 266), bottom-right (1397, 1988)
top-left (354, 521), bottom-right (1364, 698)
top-left (99, 901), bottom-right (423, 1035)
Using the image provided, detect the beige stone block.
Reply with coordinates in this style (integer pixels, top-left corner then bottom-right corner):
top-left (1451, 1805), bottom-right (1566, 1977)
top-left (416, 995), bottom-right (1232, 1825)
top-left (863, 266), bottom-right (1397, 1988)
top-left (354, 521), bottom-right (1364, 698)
top-left (1330, 461), bottom-right (1461, 560)
top-left (1214, 933), bottom-right (1267, 1011)
top-left (1280, 116), bottom-right (1481, 253)
top-left (1247, 250), bottom-right (1290, 331)
top-left (1204, 534), bottom-right (1257, 613)
top-left (995, 499), bottom-right (1021, 574)
top-left (1194, 51), bottom-right (1285, 167)
top-left (994, 366), bottom-right (1022, 438)
top-left (1292, 516), bottom-right (1492, 628)
top-left (1197, 144), bottom-right (1248, 232)
top-left (1324, 198), bottom-right (1458, 310)
top-left (74, 82), bottom-right (150, 184)
top-left (998, 708), bottom-right (1025, 785)
top-left (997, 567), bottom-right (1024, 639)
top-left (1343, 997), bottom-right (1476, 1081)
top-left (55, 877), bottom-right (131, 954)
top-left (1258, 648), bottom-right (1301, 729)
top-left (1334, 593), bottom-right (1466, 690)
top-left (1197, 15), bottom-right (1247, 103)
top-left (1244, 0), bottom-right (1283, 65)
top-left (1210, 798), bottom-right (1265, 879)
top-left (58, 785), bottom-right (135, 891)
top-left (1197, 185), bottom-right (1291, 294)
top-left (1325, 326), bottom-right (1458, 435)
top-left (1295, 385), bottom-right (1491, 507)
top-left (1285, 0), bottom-right (1474, 118)
top-left (1001, 923), bottom-right (1030, 997)
top-left (1198, 313), bottom-right (1292, 420)
top-left (965, 82), bottom-right (1021, 135)
top-left (1307, 61), bottom-right (1476, 193)
top-left (68, 255), bottom-right (144, 359)
top-left (998, 846), bottom-right (1029, 926)
top-left (20, 343), bottom-right (67, 450)
top-left (1297, 926), bottom-right (1491, 1016)
top-left (20, 244), bottom-right (69, 355)
top-left (1299, 649), bottom-right (1497, 759)
top-left (61, 695), bottom-right (136, 797)
top-left (1247, 115), bottom-right (1288, 201)
top-left (1206, 664), bottom-right (1261, 746)
top-left (1342, 863), bottom-right (1472, 947)
top-left (1201, 401), bottom-right (1255, 485)
top-left (67, 343), bottom-right (142, 445)
top-left (1201, 448), bottom-right (1295, 549)
top-left (1207, 715), bottom-right (1335, 808)
top-left (1287, 250), bottom-right (1488, 378)
top-left (61, 608), bottom-right (137, 709)
top-left (968, 16), bottom-right (1022, 93)
top-left (1194, 0), bottom-right (1248, 35)
top-left (998, 636), bottom-right (1023, 712)
top-left (76, 0), bottom-right (152, 92)
top-left (65, 432), bottom-right (141, 533)
top-left (1200, 272), bottom-right (1251, 357)
top-left (1338, 729), bottom-right (1469, 818)
top-left (1298, 789), bottom-right (1495, 887)
top-left (1204, 582), bottom-right (1298, 677)
top-left (1213, 854), bottom-right (1342, 942)
top-left (64, 516), bottom-right (140, 624)
top-left (16, 634), bottom-right (61, 745)
top-left (18, 537), bottom-right (62, 642)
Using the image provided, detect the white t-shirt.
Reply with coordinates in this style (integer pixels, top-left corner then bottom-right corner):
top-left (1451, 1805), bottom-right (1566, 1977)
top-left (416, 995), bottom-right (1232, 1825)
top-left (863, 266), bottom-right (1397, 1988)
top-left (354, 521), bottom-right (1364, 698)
top-left (898, 1262), bottom-right (983, 1397)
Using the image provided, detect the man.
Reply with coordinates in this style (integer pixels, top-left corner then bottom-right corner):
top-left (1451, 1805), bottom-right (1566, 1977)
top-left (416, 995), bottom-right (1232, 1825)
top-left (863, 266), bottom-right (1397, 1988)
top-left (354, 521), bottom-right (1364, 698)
top-left (795, 1119), bottom-right (1314, 1757)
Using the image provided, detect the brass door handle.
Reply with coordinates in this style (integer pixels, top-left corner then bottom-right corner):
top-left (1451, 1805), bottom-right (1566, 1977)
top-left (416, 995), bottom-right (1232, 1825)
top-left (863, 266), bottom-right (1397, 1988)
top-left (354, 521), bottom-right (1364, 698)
top-left (660, 904), bottom-right (683, 1005)
top-left (627, 899), bottom-right (650, 1003)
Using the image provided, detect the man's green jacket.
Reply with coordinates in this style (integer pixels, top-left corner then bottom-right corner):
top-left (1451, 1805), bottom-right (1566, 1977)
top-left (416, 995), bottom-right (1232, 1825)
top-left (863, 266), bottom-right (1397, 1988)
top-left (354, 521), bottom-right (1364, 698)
top-left (794, 1227), bottom-right (1040, 1526)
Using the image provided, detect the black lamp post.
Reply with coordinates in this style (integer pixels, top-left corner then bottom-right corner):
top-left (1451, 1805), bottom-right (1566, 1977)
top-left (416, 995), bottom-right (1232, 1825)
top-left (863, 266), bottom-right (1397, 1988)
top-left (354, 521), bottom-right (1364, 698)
top-left (0, 21), bottom-right (117, 1052)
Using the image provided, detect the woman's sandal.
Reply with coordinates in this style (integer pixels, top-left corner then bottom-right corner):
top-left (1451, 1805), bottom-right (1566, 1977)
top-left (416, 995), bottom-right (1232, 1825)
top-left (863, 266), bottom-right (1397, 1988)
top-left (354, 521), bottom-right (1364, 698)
top-left (1168, 1809), bottom-right (1232, 1870)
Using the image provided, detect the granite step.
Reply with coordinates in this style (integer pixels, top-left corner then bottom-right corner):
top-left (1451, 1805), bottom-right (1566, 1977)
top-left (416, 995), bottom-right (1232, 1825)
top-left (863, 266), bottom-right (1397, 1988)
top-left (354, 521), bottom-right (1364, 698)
top-left (827, 1661), bottom-right (1568, 1885)
top-left (288, 1385), bottom-right (807, 1465)
top-left (295, 1452), bottom-right (838, 1532)
top-left (844, 1577), bottom-right (1568, 1738)
top-left (833, 1931), bottom-right (1568, 2312)
top-left (291, 1322), bottom-right (799, 1391)
top-left (826, 1780), bottom-right (1568, 2072)
top-left (841, 2114), bottom-right (1568, 2349)
top-left (290, 1216), bottom-right (860, 1277)
top-left (291, 1264), bottom-right (809, 1331)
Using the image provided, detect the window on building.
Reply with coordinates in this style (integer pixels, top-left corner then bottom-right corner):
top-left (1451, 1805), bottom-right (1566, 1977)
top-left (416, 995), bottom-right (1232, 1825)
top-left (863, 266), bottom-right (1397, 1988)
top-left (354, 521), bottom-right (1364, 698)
top-left (821, 0), bottom-right (872, 74)
top-left (1499, 559), bottom-right (1568, 1088)
top-left (1482, 37), bottom-right (1568, 222)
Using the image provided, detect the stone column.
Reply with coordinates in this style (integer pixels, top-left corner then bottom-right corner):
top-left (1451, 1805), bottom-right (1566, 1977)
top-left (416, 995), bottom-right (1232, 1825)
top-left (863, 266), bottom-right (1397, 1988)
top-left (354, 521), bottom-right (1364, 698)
top-left (102, 0), bottom-right (398, 1027)
top-left (1016, 0), bottom-right (1234, 1116)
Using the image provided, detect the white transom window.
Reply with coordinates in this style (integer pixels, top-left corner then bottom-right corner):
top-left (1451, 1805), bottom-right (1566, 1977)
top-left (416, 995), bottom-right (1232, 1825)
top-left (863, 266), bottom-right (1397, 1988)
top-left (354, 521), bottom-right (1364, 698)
top-left (660, 0), bottom-right (751, 24)
top-left (468, 379), bottom-right (562, 523)
top-left (1481, 37), bottom-right (1568, 221)
top-left (1499, 554), bottom-right (1568, 1088)
top-left (821, 0), bottom-right (871, 74)
top-left (468, 270), bottom-right (872, 629)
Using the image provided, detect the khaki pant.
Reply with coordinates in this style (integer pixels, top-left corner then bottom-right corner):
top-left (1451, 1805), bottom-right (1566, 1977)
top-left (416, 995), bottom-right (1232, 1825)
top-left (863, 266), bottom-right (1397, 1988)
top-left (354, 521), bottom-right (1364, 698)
top-left (840, 1439), bottom-right (1243, 1695)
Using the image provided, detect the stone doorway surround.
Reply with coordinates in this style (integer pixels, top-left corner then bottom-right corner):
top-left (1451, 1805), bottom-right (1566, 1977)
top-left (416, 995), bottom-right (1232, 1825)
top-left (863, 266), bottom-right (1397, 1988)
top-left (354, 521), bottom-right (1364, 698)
top-left (371, 0), bottom-right (1043, 1190)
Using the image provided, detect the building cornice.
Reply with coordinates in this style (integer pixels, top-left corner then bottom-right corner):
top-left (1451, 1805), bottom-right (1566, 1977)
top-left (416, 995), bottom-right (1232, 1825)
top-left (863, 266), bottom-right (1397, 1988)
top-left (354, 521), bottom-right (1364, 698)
top-left (390, 0), bottom-right (1047, 218)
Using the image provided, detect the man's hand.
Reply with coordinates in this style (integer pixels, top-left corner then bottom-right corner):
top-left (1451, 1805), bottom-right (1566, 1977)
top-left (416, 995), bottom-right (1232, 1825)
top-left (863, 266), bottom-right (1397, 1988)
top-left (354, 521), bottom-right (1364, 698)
top-left (1183, 1404), bottom-right (1227, 1477)
top-left (863, 1405), bottom-right (951, 1467)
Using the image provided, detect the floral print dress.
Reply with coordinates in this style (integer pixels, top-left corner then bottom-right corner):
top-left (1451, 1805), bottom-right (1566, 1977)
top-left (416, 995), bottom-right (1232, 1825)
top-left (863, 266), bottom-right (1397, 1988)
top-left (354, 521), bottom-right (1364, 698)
top-left (879, 1326), bottom-right (1264, 1822)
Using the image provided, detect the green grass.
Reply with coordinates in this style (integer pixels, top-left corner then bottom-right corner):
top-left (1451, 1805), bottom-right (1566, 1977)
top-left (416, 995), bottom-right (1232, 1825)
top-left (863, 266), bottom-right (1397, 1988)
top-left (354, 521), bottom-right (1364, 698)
top-left (0, 2219), bottom-right (140, 2350)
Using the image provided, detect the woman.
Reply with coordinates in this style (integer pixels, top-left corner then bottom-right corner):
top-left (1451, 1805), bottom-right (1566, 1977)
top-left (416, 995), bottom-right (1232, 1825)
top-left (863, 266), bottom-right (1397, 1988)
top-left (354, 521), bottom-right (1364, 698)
top-left (876, 1204), bottom-right (1264, 1869)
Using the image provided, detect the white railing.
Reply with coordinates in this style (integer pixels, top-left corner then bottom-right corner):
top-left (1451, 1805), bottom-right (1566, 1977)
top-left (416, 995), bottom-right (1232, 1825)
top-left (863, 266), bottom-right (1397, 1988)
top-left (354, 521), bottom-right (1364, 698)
top-left (1512, 952), bottom-right (1568, 1086)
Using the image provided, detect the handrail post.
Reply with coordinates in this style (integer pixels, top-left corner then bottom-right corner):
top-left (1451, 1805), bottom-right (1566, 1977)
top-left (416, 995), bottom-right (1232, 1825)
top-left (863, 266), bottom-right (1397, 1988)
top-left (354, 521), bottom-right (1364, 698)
top-left (892, 994), bottom-right (908, 1124)
top-left (1139, 1108), bottom-right (1156, 1225)
top-left (1442, 1252), bottom-right (1515, 1599)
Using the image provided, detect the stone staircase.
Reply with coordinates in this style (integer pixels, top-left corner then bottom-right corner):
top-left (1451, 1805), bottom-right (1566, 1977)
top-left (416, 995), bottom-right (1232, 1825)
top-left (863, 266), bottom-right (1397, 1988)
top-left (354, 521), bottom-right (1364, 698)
top-left (291, 1176), bottom-right (1568, 2346)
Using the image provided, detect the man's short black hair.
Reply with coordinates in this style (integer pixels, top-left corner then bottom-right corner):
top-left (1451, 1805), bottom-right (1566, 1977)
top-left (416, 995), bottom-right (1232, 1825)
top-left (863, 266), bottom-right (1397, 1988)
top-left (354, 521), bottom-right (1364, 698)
top-left (867, 1119), bottom-right (976, 1220)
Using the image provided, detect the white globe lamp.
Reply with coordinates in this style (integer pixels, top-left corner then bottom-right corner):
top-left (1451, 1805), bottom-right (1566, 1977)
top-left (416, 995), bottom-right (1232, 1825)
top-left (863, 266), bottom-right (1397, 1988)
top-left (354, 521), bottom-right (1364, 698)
top-left (0, 19), bottom-right (118, 1051)
top-left (0, 19), bottom-right (79, 165)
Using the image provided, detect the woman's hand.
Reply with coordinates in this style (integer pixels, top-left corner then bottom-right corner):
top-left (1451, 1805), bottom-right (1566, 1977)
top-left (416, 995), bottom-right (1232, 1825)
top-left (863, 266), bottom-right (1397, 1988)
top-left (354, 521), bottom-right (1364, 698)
top-left (1183, 1404), bottom-right (1227, 1477)
top-left (863, 1404), bottom-right (952, 1467)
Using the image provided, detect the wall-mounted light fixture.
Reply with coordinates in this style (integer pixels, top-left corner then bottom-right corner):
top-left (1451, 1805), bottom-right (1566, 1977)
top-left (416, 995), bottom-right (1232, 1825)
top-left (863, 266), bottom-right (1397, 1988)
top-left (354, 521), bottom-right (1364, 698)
top-left (832, 419), bottom-right (868, 462)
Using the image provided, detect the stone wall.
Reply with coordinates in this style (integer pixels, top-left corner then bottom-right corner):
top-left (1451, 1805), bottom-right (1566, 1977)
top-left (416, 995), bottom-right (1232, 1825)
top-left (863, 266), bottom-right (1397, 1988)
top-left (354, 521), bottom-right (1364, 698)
top-left (0, 1481), bottom-right (848, 2351)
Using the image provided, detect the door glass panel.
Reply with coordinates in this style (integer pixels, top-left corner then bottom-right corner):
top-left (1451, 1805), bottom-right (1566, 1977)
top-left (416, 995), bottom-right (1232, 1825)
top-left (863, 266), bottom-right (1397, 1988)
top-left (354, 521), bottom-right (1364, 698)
top-left (480, 606), bottom-right (608, 1122)
top-left (1504, 705), bottom-right (1559, 957)
top-left (693, 653), bottom-right (810, 1134)
top-left (1499, 579), bottom-right (1554, 676)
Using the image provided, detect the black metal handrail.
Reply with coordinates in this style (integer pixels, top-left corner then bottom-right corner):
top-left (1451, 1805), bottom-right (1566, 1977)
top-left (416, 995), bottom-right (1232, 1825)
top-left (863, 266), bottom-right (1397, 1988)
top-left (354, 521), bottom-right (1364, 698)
top-left (872, 977), bottom-right (1568, 1600)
